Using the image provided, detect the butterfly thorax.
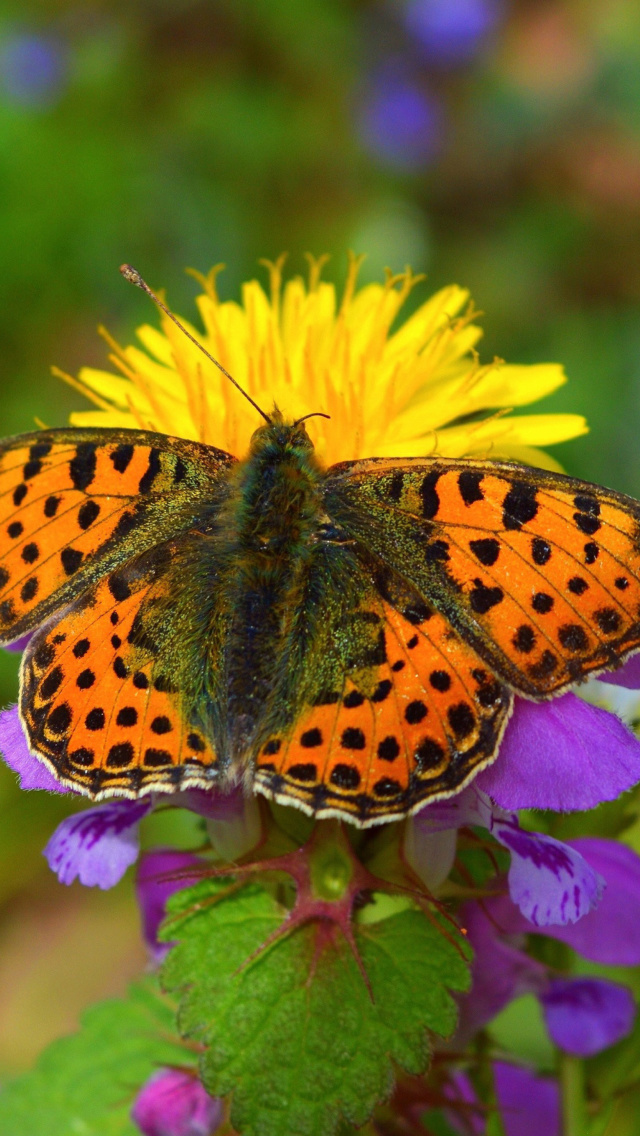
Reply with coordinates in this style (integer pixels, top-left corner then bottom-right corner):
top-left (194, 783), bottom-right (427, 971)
top-left (215, 415), bottom-right (326, 765)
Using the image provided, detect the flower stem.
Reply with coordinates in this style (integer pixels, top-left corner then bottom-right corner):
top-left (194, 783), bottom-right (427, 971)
top-left (560, 1054), bottom-right (588, 1136)
top-left (473, 1034), bottom-right (506, 1136)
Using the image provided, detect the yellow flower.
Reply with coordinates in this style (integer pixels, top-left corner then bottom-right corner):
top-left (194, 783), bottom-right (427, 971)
top-left (60, 255), bottom-right (587, 469)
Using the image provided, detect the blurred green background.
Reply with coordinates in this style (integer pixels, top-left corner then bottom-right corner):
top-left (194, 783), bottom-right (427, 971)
top-left (1, 0), bottom-right (640, 1093)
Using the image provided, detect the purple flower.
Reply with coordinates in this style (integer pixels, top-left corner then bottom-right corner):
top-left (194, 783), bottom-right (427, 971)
top-left (404, 0), bottom-right (503, 67)
top-left (446, 1062), bottom-right (561, 1136)
top-left (410, 786), bottom-right (604, 927)
top-left (0, 33), bottom-right (67, 107)
top-left (44, 798), bottom-right (153, 889)
top-left (137, 850), bottom-right (205, 962)
top-left (456, 846), bottom-right (639, 1055)
top-left (131, 1068), bottom-right (223, 1136)
top-left (491, 816), bottom-right (603, 927)
top-left (493, 1062), bottom-right (560, 1136)
top-left (546, 838), bottom-right (640, 965)
top-left (600, 651), bottom-right (640, 690)
top-left (476, 693), bottom-right (640, 811)
top-left (455, 901), bottom-right (547, 1041)
top-left (358, 69), bottom-right (444, 170)
top-left (540, 978), bottom-right (635, 1057)
top-left (0, 705), bottom-right (257, 888)
top-left (0, 704), bottom-right (70, 792)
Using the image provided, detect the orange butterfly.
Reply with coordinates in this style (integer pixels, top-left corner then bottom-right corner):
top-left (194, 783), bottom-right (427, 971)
top-left (2, 269), bottom-right (639, 825)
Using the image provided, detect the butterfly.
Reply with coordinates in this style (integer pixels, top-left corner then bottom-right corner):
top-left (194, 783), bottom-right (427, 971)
top-left (2, 270), bottom-right (640, 826)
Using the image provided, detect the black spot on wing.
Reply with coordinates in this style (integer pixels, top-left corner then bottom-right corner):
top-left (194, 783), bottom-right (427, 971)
top-left (532, 592), bottom-right (553, 614)
top-left (78, 501), bottom-right (100, 530)
top-left (502, 482), bottom-right (538, 530)
top-left (469, 580), bottom-right (504, 614)
top-left (69, 443), bottom-right (97, 491)
top-left (330, 764), bottom-right (361, 789)
top-left (388, 471), bottom-right (404, 502)
top-left (420, 471), bottom-right (440, 519)
top-left (110, 444), bottom-right (134, 473)
top-left (44, 495), bottom-right (61, 517)
top-left (139, 448), bottom-right (162, 493)
top-left (458, 471), bottom-right (484, 506)
top-left (531, 538), bottom-right (551, 565)
top-left (469, 538), bottom-right (500, 566)
top-left (558, 624), bottom-right (589, 652)
top-left (61, 548), bottom-right (83, 575)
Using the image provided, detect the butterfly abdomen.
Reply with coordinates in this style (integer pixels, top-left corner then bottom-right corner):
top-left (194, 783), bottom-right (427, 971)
top-left (219, 419), bottom-right (325, 760)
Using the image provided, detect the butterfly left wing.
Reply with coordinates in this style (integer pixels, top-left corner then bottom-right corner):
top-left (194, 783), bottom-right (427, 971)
top-left (323, 456), bottom-right (640, 698)
top-left (20, 533), bottom-right (219, 798)
top-left (0, 427), bottom-right (234, 645)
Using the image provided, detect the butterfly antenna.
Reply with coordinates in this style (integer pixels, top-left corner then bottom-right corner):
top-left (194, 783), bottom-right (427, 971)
top-left (119, 263), bottom-right (271, 424)
top-left (294, 412), bottom-right (331, 426)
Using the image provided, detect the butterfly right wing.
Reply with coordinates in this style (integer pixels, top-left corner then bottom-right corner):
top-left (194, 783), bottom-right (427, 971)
top-left (252, 540), bottom-right (512, 825)
top-left (0, 427), bottom-right (235, 645)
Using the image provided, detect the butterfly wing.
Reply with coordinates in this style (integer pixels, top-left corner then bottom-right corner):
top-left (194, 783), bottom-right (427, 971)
top-left (252, 532), bottom-right (513, 824)
top-left (324, 456), bottom-right (640, 697)
top-left (20, 533), bottom-right (220, 798)
top-left (254, 453), bottom-right (640, 825)
top-left (0, 428), bottom-right (234, 645)
top-left (0, 427), bottom-right (234, 798)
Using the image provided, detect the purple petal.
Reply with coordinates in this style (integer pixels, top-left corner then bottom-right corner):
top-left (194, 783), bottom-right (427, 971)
top-left (442, 1071), bottom-right (484, 1134)
top-left (136, 849), bottom-right (205, 962)
top-left (492, 817), bottom-right (604, 926)
top-left (493, 1062), bottom-right (560, 1136)
top-left (0, 704), bottom-right (70, 793)
top-left (477, 694), bottom-right (640, 811)
top-left (600, 651), bottom-right (640, 690)
top-left (44, 799), bottom-right (152, 888)
top-left (4, 631), bottom-right (33, 653)
top-left (413, 783), bottom-right (491, 833)
top-left (358, 69), bottom-right (444, 171)
top-left (174, 784), bottom-right (247, 820)
top-left (540, 977), bottom-right (636, 1056)
top-left (405, 0), bottom-right (503, 67)
top-left (131, 1067), bottom-right (223, 1136)
top-left (540, 838), bottom-right (640, 965)
top-left (455, 901), bottom-right (546, 1040)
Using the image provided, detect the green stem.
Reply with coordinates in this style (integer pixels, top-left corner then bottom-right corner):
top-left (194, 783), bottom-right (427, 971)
top-left (473, 1034), bottom-right (507, 1136)
top-left (560, 1054), bottom-right (588, 1136)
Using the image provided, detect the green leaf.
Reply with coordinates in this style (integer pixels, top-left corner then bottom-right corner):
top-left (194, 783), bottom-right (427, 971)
top-left (162, 879), bottom-right (471, 1136)
top-left (0, 980), bottom-right (186, 1136)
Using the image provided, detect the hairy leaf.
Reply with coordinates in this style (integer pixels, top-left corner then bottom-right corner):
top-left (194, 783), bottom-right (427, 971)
top-left (0, 981), bottom-right (186, 1136)
top-left (162, 878), bottom-right (471, 1136)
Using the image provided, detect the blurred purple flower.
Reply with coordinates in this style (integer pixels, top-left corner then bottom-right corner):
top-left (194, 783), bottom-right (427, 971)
top-left (404, 0), bottom-right (503, 67)
top-left (5, 631), bottom-right (33, 653)
top-left (137, 849), bottom-right (205, 962)
top-left (358, 69), bottom-right (444, 170)
top-left (44, 798), bottom-right (153, 889)
top-left (446, 1062), bottom-right (561, 1136)
top-left (131, 1068), bottom-right (223, 1136)
top-left (0, 33), bottom-right (67, 107)
top-left (540, 978), bottom-right (635, 1057)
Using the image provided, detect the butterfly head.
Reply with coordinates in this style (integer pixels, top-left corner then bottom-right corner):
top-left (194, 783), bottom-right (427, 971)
top-left (248, 408), bottom-right (325, 461)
